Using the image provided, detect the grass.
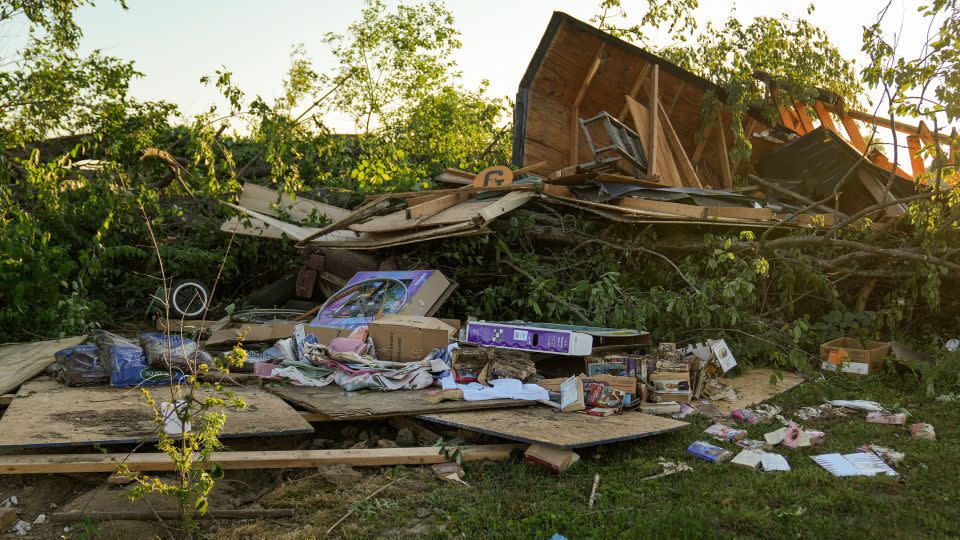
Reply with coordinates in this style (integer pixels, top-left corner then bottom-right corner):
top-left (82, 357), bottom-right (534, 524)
top-left (218, 369), bottom-right (960, 539)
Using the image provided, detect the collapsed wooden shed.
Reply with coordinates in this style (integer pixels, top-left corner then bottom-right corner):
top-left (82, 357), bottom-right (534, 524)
top-left (512, 11), bottom-right (779, 190)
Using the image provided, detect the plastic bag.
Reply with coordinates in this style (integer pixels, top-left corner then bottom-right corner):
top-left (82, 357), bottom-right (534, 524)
top-left (92, 330), bottom-right (185, 387)
top-left (140, 332), bottom-right (212, 370)
top-left (46, 344), bottom-right (109, 386)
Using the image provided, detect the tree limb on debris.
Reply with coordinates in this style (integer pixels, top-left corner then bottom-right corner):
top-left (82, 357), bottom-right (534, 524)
top-left (140, 147), bottom-right (194, 196)
top-left (826, 190), bottom-right (945, 237)
top-left (743, 236), bottom-right (960, 274)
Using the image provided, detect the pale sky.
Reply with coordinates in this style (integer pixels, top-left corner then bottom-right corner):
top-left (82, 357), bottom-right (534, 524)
top-left (0, 0), bottom-right (936, 133)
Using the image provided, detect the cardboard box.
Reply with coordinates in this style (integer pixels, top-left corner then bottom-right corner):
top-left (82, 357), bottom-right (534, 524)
top-left (820, 337), bottom-right (890, 375)
top-left (538, 374), bottom-right (636, 397)
top-left (524, 444), bottom-right (580, 474)
top-left (369, 315), bottom-right (458, 362)
top-left (650, 370), bottom-right (691, 403)
top-left (205, 322), bottom-right (350, 347)
top-left (465, 321), bottom-right (593, 355)
top-left (312, 270), bottom-right (454, 329)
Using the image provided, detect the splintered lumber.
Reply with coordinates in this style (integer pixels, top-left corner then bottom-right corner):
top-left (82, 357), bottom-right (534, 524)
top-left (420, 407), bottom-right (687, 449)
top-left (296, 194), bottom-right (392, 246)
top-left (625, 95), bottom-right (681, 186)
top-left (0, 336), bottom-right (85, 395)
top-left (792, 100), bottom-right (816, 133)
top-left (814, 101), bottom-right (838, 132)
top-left (907, 135), bottom-right (925, 176)
top-left (50, 509), bottom-right (295, 522)
top-left (0, 445), bottom-right (525, 474)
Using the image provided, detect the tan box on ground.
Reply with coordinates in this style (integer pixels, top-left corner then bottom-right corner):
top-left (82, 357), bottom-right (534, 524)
top-left (820, 337), bottom-right (890, 375)
top-left (650, 370), bottom-right (692, 403)
top-left (369, 315), bottom-right (458, 362)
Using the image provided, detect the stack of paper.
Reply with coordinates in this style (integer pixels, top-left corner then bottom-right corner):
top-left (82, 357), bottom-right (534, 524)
top-left (811, 452), bottom-right (898, 477)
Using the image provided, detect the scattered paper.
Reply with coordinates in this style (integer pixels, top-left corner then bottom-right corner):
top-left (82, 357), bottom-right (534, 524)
top-left (811, 452), bottom-right (898, 477)
top-left (732, 449), bottom-right (763, 469)
top-left (826, 400), bottom-right (885, 413)
top-left (760, 453), bottom-right (790, 472)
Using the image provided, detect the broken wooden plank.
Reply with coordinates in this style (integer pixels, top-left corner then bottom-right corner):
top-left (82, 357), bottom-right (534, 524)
top-left (0, 379), bottom-right (313, 448)
top-left (570, 45), bottom-right (607, 165)
top-left (907, 135), bottom-right (925, 177)
top-left (716, 109), bottom-right (733, 189)
top-left (619, 197), bottom-right (707, 219)
top-left (625, 95), bottom-right (680, 186)
top-left (0, 336), bottom-right (85, 396)
top-left (269, 384), bottom-right (532, 421)
top-left (617, 64), bottom-right (652, 119)
top-left (814, 100), bottom-right (838, 132)
top-left (296, 194), bottom-right (393, 246)
top-left (838, 110), bottom-right (869, 152)
top-left (658, 97), bottom-right (704, 188)
top-left (0, 444), bottom-right (525, 474)
top-left (792, 100), bottom-right (816, 133)
top-left (647, 64), bottom-right (660, 178)
top-left (419, 406), bottom-right (687, 449)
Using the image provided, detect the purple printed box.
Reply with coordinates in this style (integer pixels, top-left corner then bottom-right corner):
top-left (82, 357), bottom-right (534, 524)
top-left (310, 270), bottom-right (451, 329)
top-left (465, 321), bottom-right (593, 355)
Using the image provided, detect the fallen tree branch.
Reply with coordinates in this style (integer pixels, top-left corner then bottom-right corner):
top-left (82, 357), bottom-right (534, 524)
top-left (827, 190), bottom-right (945, 237)
top-left (742, 236), bottom-right (960, 274)
top-left (748, 174), bottom-right (845, 216)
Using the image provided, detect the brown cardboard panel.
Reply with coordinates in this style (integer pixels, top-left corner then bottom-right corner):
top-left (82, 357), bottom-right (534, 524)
top-left (206, 323), bottom-right (350, 347)
top-left (369, 315), bottom-right (456, 362)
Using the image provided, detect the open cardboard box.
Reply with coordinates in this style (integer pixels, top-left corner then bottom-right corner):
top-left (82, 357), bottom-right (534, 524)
top-left (369, 315), bottom-right (461, 362)
top-left (820, 337), bottom-right (891, 375)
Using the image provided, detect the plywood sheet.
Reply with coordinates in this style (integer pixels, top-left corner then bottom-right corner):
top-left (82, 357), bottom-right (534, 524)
top-left (268, 384), bottom-right (532, 421)
top-left (0, 336), bottom-right (85, 395)
top-left (419, 406), bottom-right (688, 449)
top-left (239, 182), bottom-right (350, 222)
top-left (0, 379), bottom-right (313, 448)
top-left (704, 368), bottom-right (806, 416)
top-left (349, 200), bottom-right (488, 233)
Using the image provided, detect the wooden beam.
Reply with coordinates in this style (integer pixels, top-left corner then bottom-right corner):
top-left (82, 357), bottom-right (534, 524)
top-left (792, 101), bottom-right (816, 133)
top-left (405, 191), bottom-right (470, 220)
top-left (667, 81), bottom-right (687, 115)
top-left (570, 44), bottom-right (606, 166)
top-left (647, 64), bottom-right (660, 177)
top-left (907, 135), bottom-right (925, 177)
top-left (50, 509), bottom-right (295, 522)
top-left (838, 111), bottom-right (869, 153)
top-left (618, 64), bottom-right (652, 119)
top-left (716, 109), bottom-right (733, 189)
top-left (846, 109), bottom-right (952, 144)
top-left (0, 445), bottom-right (527, 475)
top-left (813, 100), bottom-right (838, 132)
top-left (658, 97), bottom-right (703, 188)
top-left (691, 118), bottom-right (717, 163)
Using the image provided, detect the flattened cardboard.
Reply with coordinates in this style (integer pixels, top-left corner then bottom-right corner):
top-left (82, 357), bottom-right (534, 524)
top-left (369, 315), bottom-right (457, 362)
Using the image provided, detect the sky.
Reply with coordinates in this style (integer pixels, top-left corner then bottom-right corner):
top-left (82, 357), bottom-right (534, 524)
top-left (0, 0), bottom-right (937, 133)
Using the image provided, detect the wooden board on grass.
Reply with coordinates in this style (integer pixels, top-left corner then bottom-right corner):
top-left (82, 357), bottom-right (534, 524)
top-left (268, 384), bottom-right (532, 421)
top-left (0, 336), bottom-right (85, 396)
top-left (0, 444), bottom-right (526, 475)
top-left (419, 406), bottom-right (688, 449)
top-left (0, 379), bottom-right (313, 448)
top-left (701, 368), bottom-right (806, 416)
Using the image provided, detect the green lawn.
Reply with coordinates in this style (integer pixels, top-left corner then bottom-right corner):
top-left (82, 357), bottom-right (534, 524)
top-left (220, 370), bottom-right (959, 539)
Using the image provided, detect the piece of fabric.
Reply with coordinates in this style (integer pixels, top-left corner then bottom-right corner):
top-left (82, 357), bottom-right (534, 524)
top-left (440, 374), bottom-right (549, 402)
